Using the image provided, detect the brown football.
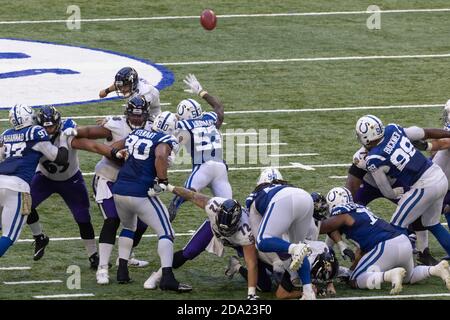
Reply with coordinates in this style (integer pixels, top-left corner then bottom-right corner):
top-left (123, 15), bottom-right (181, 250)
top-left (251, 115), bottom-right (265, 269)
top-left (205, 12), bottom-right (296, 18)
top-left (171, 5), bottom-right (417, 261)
top-left (200, 9), bottom-right (217, 31)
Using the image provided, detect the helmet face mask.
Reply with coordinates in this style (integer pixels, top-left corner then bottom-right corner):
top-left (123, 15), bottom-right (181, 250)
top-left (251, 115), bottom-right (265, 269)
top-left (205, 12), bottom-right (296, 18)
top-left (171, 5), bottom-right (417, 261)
top-left (115, 67), bottom-right (139, 98)
top-left (311, 192), bottom-right (329, 221)
top-left (355, 115), bottom-right (384, 147)
top-left (326, 187), bottom-right (353, 213)
top-left (125, 97), bottom-right (149, 129)
top-left (176, 99), bottom-right (203, 120)
top-left (36, 106), bottom-right (62, 137)
top-left (311, 248), bottom-right (339, 282)
top-left (216, 199), bottom-right (242, 237)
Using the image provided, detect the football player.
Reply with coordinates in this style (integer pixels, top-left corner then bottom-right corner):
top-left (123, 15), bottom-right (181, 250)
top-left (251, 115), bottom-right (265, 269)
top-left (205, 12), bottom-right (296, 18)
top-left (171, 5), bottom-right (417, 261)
top-left (144, 185), bottom-right (260, 300)
top-left (26, 106), bottom-right (122, 267)
top-left (111, 111), bottom-right (191, 292)
top-left (76, 96), bottom-right (153, 284)
top-left (355, 115), bottom-right (450, 258)
top-left (320, 187), bottom-right (450, 293)
top-left (99, 67), bottom-right (161, 123)
top-left (164, 74), bottom-right (231, 271)
top-left (345, 146), bottom-right (437, 266)
top-left (0, 105), bottom-right (69, 257)
top-left (245, 168), bottom-right (317, 300)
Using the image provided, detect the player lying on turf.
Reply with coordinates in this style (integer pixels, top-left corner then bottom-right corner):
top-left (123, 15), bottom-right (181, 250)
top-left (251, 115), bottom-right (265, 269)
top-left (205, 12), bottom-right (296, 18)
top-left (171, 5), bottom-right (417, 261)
top-left (320, 187), bottom-right (450, 294)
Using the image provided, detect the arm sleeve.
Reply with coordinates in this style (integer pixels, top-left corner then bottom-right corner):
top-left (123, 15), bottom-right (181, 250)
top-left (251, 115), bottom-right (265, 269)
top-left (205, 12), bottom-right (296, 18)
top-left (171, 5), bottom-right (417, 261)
top-left (369, 167), bottom-right (398, 199)
top-left (32, 141), bottom-right (60, 161)
top-left (404, 126), bottom-right (425, 141)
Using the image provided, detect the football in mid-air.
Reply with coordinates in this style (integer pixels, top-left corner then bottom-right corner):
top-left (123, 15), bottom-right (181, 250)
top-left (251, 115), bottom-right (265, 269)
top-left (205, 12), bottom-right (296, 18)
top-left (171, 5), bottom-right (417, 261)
top-left (200, 9), bottom-right (217, 30)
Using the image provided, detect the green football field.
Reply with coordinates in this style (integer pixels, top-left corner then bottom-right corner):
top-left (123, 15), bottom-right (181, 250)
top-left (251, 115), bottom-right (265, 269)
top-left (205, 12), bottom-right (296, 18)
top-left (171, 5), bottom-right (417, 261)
top-left (1, 0), bottom-right (450, 300)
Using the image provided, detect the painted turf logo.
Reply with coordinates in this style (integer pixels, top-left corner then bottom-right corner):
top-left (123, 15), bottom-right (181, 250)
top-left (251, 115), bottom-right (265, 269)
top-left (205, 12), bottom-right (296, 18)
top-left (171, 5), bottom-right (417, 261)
top-left (0, 38), bottom-right (174, 109)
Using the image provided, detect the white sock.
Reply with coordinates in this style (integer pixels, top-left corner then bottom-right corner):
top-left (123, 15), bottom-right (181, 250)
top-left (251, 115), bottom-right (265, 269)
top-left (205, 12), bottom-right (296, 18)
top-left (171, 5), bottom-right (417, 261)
top-left (83, 239), bottom-right (97, 257)
top-left (158, 238), bottom-right (173, 268)
top-left (356, 272), bottom-right (384, 289)
top-left (118, 236), bottom-right (133, 261)
top-left (325, 235), bottom-right (335, 248)
top-left (303, 283), bottom-right (313, 293)
top-left (416, 231), bottom-right (428, 252)
top-left (409, 266), bottom-right (431, 284)
top-left (99, 243), bottom-right (114, 267)
top-left (28, 222), bottom-right (43, 236)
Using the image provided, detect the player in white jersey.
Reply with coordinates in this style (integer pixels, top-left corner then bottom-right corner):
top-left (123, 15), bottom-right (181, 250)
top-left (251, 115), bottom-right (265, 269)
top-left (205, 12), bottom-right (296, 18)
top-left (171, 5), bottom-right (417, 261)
top-left (0, 104), bottom-right (69, 257)
top-left (164, 74), bottom-right (232, 270)
top-left (144, 185), bottom-right (260, 300)
top-left (76, 97), bottom-right (153, 284)
top-left (26, 106), bottom-right (122, 267)
top-left (99, 67), bottom-right (161, 122)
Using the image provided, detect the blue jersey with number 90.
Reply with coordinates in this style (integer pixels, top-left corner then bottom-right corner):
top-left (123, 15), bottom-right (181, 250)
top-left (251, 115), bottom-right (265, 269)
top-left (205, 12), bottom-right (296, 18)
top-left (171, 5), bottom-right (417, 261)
top-left (112, 129), bottom-right (178, 197)
top-left (0, 125), bottom-right (49, 185)
top-left (365, 124), bottom-right (431, 187)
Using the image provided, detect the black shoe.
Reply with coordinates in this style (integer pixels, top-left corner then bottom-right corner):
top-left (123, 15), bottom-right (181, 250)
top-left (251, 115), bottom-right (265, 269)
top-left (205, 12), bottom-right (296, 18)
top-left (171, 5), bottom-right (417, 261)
top-left (168, 198), bottom-right (179, 222)
top-left (89, 252), bottom-right (100, 270)
top-left (33, 234), bottom-right (49, 261)
top-left (117, 258), bottom-right (132, 284)
top-left (159, 267), bottom-right (192, 293)
top-left (417, 248), bottom-right (439, 266)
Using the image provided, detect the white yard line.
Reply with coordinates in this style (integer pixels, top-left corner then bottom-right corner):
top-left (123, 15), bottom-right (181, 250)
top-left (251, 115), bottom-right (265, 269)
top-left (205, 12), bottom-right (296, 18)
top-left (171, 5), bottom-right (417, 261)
top-left (1, 8), bottom-right (450, 24)
top-left (290, 162), bottom-right (315, 171)
top-left (4, 280), bottom-right (62, 285)
top-left (236, 142), bottom-right (287, 146)
top-left (0, 267), bottom-right (31, 270)
top-left (33, 293), bottom-right (95, 299)
top-left (327, 293), bottom-right (450, 300)
top-left (1, 103), bottom-right (440, 122)
top-left (269, 153), bottom-right (319, 157)
top-left (329, 175), bottom-right (348, 179)
top-left (160, 54), bottom-right (450, 66)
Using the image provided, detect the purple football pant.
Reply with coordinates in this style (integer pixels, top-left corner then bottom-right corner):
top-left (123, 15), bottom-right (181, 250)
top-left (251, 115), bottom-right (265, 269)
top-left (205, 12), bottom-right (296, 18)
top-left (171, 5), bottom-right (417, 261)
top-left (31, 171), bottom-right (91, 224)
top-left (181, 220), bottom-right (213, 260)
top-left (354, 181), bottom-right (398, 206)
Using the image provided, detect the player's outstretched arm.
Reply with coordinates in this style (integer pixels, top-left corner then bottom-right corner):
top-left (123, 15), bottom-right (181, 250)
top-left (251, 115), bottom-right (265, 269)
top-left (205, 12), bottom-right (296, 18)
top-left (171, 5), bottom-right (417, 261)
top-left (70, 137), bottom-right (122, 160)
top-left (319, 214), bottom-right (353, 234)
top-left (76, 125), bottom-right (112, 140)
top-left (99, 83), bottom-right (116, 98)
top-left (242, 244), bottom-right (259, 300)
top-left (170, 186), bottom-right (211, 210)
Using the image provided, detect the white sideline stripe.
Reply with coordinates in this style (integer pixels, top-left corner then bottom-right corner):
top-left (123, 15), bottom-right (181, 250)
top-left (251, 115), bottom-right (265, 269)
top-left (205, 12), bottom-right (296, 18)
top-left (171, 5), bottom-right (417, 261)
top-left (33, 293), bottom-right (95, 299)
top-left (329, 175), bottom-right (348, 179)
top-left (0, 267), bottom-right (31, 270)
top-left (1, 104), bottom-right (440, 122)
top-left (160, 54), bottom-right (450, 66)
top-left (17, 232), bottom-right (195, 243)
top-left (269, 153), bottom-right (319, 157)
top-left (328, 293), bottom-right (450, 300)
top-left (80, 163), bottom-right (352, 176)
top-left (2, 8), bottom-right (450, 24)
top-left (4, 280), bottom-right (62, 285)
top-left (236, 142), bottom-right (287, 146)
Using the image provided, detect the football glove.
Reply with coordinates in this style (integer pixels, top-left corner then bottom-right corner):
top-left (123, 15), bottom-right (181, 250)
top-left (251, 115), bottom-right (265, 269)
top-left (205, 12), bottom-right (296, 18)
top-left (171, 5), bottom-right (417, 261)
top-left (337, 241), bottom-right (355, 262)
top-left (412, 140), bottom-right (432, 151)
top-left (148, 177), bottom-right (169, 197)
top-left (183, 74), bottom-right (204, 96)
top-left (63, 127), bottom-right (78, 137)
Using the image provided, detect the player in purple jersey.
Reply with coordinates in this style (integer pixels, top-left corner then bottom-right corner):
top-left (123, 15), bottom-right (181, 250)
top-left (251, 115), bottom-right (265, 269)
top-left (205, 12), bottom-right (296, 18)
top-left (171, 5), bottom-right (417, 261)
top-left (0, 104), bottom-right (69, 257)
top-left (26, 106), bottom-right (121, 268)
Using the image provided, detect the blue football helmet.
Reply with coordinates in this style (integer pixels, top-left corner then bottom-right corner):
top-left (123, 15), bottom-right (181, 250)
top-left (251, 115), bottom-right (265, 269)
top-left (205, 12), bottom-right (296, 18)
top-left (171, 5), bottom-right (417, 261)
top-left (115, 67), bottom-right (139, 97)
top-left (36, 106), bottom-right (62, 136)
top-left (216, 199), bottom-right (242, 237)
top-left (125, 96), bottom-right (149, 129)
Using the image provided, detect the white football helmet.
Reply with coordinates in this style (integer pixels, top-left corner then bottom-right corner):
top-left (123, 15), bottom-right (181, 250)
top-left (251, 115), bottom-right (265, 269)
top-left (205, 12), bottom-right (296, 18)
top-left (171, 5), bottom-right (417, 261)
top-left (9, 104), bottom-right (36, 130)
top-left (176, 99), bottom-right (203, 120)
top-left (152, 111), bottom-right (177, 135)
top-left (256, 167), bottom-right (283, 186)
top-left (355, 115), bottom-right (384, 147)
top-left (326, 187), bottom-right (353, 212)
top-left (442, 99), bottom-right (450, 130)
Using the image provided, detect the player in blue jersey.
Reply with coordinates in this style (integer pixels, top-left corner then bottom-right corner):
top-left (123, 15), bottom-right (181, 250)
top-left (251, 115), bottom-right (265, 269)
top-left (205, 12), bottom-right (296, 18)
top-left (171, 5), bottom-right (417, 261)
top-left (24, 106), bottom-right (121, 267)
top-left (345, 146), bottom-right (438, 266)
top-left (355, 115), bottom-right (450, 258)
top-left (320, 187), bottom-right (450, 293)
top-left (0, 104), bottom-right (69, 257)
top-left (111, 111), bottom-right (191, 292)
top-left (164, 74), bottom-right (231, 271)
top-left (246, 168), bottom-right (317, 299)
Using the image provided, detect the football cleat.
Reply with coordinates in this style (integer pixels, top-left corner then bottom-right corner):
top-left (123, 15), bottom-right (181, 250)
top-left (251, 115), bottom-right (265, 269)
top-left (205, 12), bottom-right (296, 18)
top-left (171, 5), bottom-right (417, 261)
top-left (89, 252), bottom-right (100, 270)
top-left (430, 260), bottom-right (450, 290)
top-left (96, 266), bottom-right (109, 285)
top-left (144, 271), bottom-right (162, 290)
top-left (168, 198), bottom-right (180, 222)
top-left (160, 279), bottom-right (193, 293)
top-left (117, 258), bottom-right (132, 284)
top-left (225, 256), bottom-right (241, 279)
top-left (384, 267), bottom-right (406, 295)
top-left (33, 234), bottom-right (49, 261)
top-left (417, 248), bottom-right (439, 266)
top-left (115, 256), bottom-right (149, 268)
top-left (289, 242), bottom-right (312, 271)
